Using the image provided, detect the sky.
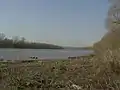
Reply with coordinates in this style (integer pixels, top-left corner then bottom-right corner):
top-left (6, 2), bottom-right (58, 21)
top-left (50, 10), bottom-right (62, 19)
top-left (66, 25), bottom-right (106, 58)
top-left (0, 0), bottom-right (109, 47)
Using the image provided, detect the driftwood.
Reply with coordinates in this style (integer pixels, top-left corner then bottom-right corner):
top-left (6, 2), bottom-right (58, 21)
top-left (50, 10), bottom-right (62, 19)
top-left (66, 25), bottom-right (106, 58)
top-left (29, 56), bottom-right (38, 59)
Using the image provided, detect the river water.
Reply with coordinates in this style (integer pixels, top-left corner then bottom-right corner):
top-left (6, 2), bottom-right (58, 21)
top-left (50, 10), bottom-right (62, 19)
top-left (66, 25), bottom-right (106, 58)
top-left (0, 49), bottom-right (93, 60)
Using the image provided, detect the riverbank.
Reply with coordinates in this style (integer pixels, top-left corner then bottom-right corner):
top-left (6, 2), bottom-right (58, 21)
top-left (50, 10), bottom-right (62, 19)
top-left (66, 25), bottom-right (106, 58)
top-left (0, 52), bottom-right (119, 90)
top-left (0, 55), bottom-right (90, 90)
top-left (0, 55), bottom-right (93, 90)
top-left (0, 53), bottom-right (95, 62)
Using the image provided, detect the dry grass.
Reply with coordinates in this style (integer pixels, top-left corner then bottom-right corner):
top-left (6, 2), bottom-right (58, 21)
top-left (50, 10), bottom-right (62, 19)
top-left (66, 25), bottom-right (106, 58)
top-left (90, 49), bottom-right (120, 90)
top-left (0, 50), bottom-right (120, 90)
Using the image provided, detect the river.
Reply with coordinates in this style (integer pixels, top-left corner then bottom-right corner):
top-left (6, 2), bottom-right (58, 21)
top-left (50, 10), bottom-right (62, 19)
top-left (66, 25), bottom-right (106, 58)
top-left (0, 49), bottom-right (93, 60)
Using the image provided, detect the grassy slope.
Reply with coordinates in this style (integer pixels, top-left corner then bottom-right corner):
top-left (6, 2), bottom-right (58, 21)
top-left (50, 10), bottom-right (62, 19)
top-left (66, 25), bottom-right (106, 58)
top-left (0, 57), bottom-right (93, 90)
top-left (0, 51), bottom-right (120, 90)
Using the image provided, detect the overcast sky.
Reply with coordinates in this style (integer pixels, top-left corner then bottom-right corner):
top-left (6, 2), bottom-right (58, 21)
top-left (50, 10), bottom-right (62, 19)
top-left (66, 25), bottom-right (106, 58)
top-left (0, 0), bottom-right (109, 47)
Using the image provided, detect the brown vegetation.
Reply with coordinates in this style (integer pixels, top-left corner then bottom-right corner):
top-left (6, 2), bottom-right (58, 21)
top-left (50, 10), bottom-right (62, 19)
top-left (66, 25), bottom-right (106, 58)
top-left (0, 49), bottom-right (120, 90)
top-left (1, 0), bottom-right (120, 90)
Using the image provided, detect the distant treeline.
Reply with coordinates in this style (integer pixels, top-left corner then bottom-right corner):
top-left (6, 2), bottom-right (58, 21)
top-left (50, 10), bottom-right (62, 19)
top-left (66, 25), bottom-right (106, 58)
top-left (0, 33), bottom-right (63, 49)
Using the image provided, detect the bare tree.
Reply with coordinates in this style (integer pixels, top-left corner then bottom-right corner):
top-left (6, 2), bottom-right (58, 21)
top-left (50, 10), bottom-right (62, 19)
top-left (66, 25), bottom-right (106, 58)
top-left (20, 37), bottom-right (26, 42)
top-left (94, 0), bottom-right (120, 57)
top-left (0, 33), bottom-right (5, 40)
top-left (12, 36), bottom-right (20, 43)
top-left (106, 0), bottom-right (120, 31)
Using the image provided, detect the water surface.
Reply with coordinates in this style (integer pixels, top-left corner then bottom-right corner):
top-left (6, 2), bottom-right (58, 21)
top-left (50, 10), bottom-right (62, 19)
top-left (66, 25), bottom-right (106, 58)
top-left (0, 49), bottom-right (93, 60)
